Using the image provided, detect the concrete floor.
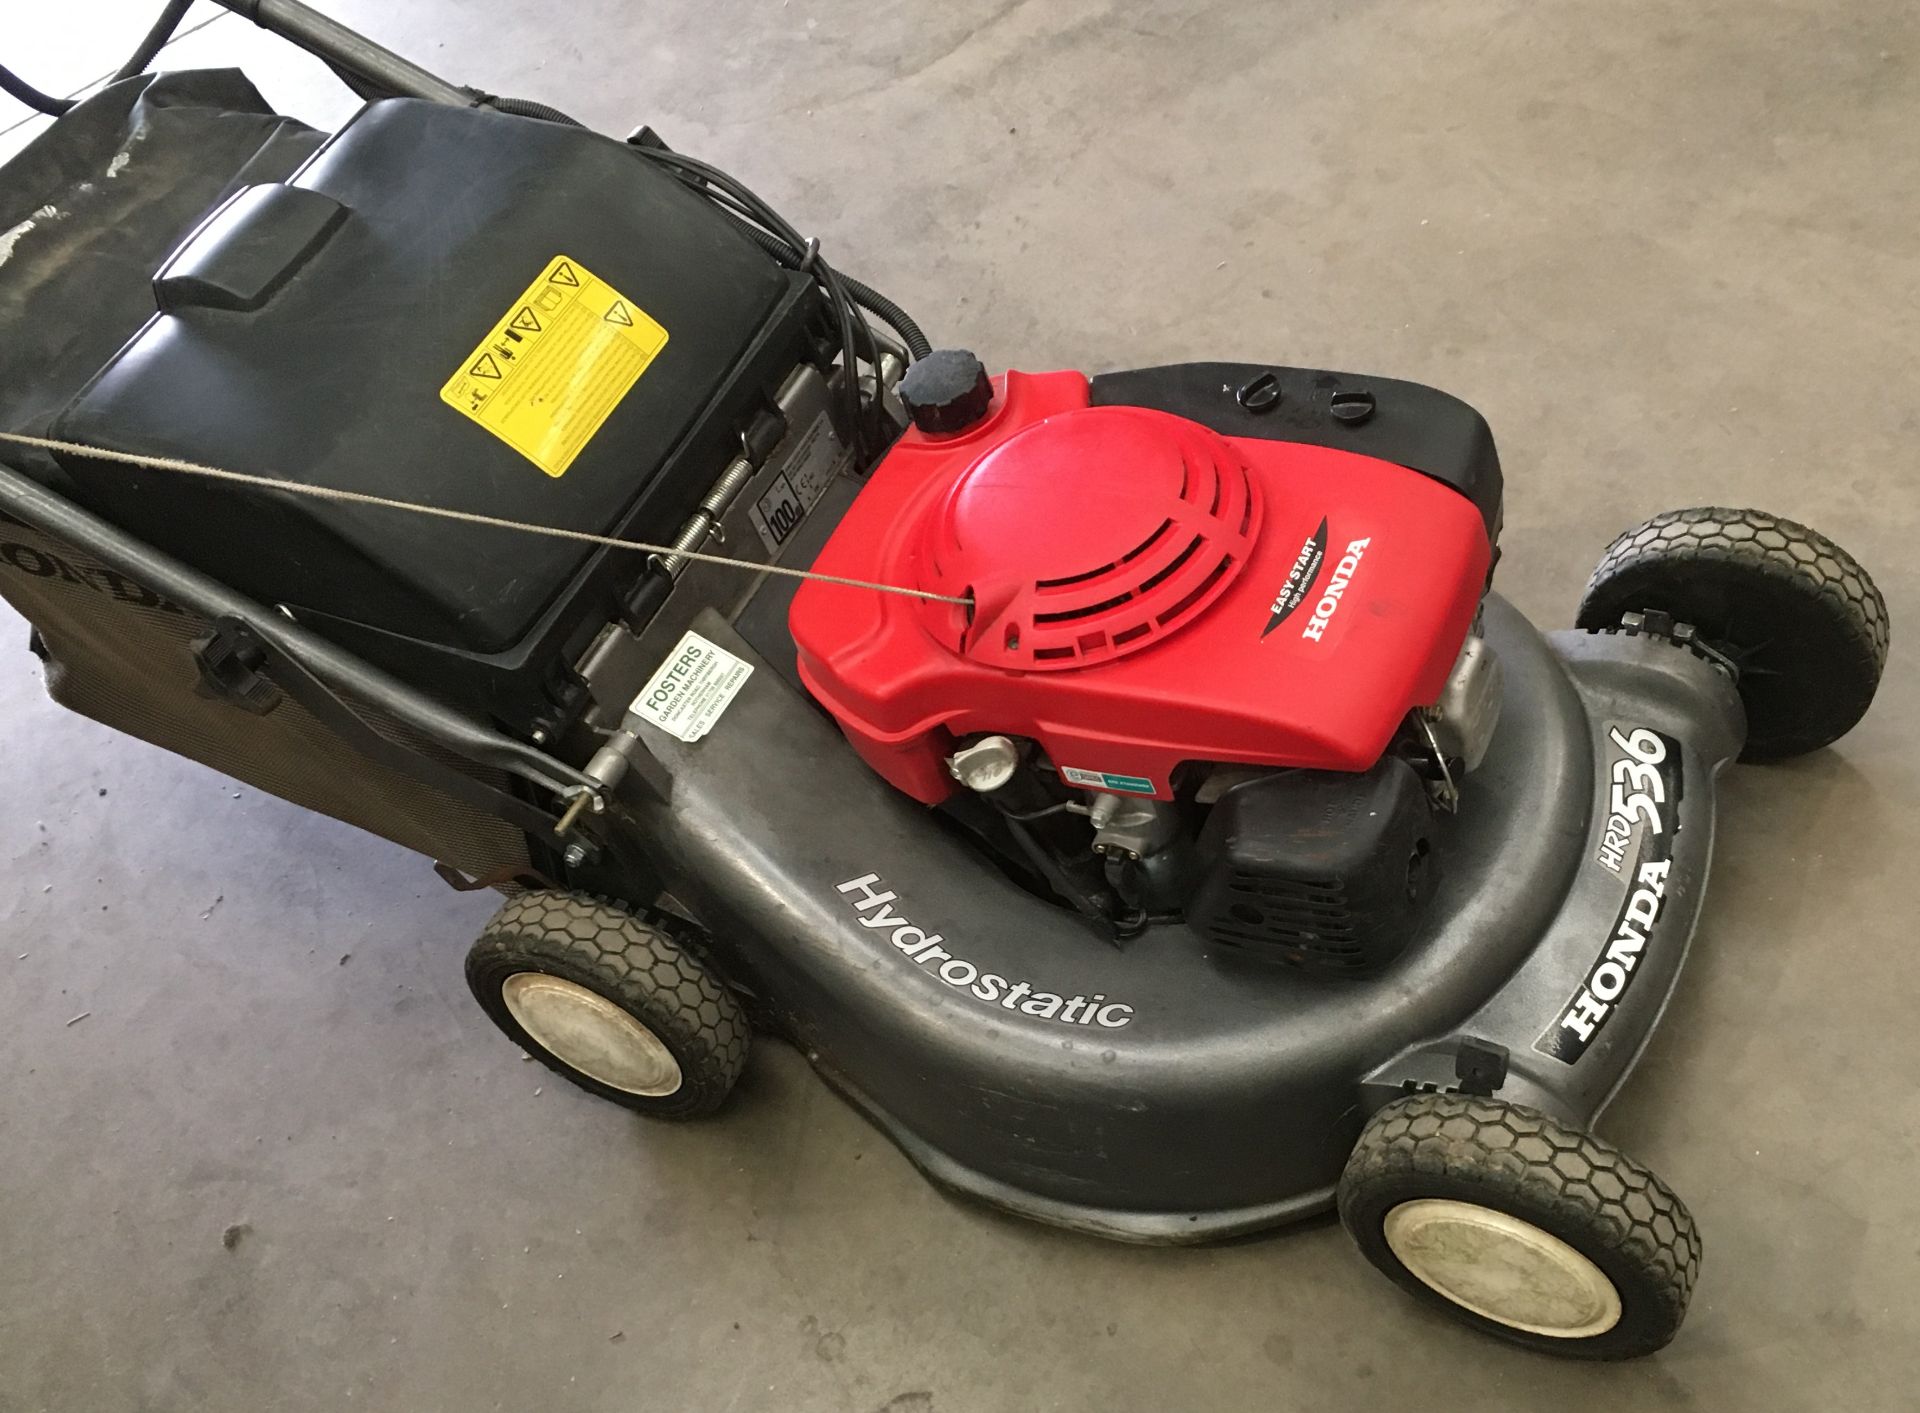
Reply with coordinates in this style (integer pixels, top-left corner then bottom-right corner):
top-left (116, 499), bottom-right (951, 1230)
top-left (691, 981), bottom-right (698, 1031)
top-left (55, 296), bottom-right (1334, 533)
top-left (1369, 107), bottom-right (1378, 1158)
top-left (3, 1), bottom-right (1917, 1408)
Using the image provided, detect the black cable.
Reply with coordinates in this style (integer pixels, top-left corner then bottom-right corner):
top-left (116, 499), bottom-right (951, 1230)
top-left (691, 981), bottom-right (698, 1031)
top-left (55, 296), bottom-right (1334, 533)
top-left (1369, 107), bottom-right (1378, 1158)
top-left (844, 272), bottom-right (931, 362)
top-left (480, 101), bottom-right (930, 358)
top-left (478, 92), bottom-right (934, 448)
top-left (636, 154), bottom-right (881, 371)
top-left (709, 198), bottom-right (929, 359)
top-left (0, 63), bottom-right (74, 116)
top-left (110, 0), bottom-right (193, 82)
top-left (482, 96), bottom-right (931, 363)
top-left (482, 95), bottom-right (583, 126)
top-left (1, 0), bottom-right (195, 117)
top-left (636, 145), bottom-right (877, 452)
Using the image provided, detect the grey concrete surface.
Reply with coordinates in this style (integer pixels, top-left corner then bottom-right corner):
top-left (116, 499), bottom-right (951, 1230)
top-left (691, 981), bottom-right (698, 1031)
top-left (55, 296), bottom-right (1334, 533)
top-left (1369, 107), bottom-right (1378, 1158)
top-left (2, 1), bottom-right (1917, 1408)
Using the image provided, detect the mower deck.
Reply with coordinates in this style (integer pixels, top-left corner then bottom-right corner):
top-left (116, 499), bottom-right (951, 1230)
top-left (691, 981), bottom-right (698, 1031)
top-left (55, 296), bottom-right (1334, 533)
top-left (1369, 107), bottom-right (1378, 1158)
top-left (624, 594), bottom-right (1745, 1242)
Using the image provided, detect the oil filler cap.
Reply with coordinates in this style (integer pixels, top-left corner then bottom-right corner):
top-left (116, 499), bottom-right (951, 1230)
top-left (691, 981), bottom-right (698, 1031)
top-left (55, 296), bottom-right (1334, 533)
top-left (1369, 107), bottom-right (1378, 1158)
top-left (900, 349), bottom-right (994, 436)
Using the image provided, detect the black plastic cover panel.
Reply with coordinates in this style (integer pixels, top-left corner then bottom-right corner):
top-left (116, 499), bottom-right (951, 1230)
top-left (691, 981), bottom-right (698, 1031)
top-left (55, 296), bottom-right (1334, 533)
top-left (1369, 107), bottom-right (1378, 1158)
top-left (52, 98), bottom-right (793, 654)
top-left (1187, 757), bottom-right (1438, 974)
top-left (1089, 362), bottom-right (1504, 538)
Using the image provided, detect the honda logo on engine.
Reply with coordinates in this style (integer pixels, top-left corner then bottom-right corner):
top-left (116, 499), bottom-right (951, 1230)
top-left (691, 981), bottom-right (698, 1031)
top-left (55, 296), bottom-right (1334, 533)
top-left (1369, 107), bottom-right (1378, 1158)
top-left (1301, 536), bottom-right (1372, 643)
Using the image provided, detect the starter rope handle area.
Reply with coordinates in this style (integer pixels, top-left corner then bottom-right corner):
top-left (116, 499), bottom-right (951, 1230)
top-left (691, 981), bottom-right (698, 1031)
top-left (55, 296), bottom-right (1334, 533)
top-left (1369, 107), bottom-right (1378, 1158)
top-left (0, 430), bottom-right (971, 608)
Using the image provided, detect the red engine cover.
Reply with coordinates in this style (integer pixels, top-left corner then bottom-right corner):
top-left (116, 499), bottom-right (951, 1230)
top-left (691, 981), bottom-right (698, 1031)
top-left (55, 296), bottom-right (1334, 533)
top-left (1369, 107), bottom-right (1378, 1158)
top-left (790, 370), bottom-right (1492, 804)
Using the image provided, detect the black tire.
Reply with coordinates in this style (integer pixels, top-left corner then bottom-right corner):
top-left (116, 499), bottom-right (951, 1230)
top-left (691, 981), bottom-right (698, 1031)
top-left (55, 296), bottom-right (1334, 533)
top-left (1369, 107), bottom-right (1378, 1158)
top-left (465, 890), bottom-right (748, 1118)
top-left (1337, 1094), bottom-right (1699, 1360)
top-left (1576, 507), bottom-right (1888, 760)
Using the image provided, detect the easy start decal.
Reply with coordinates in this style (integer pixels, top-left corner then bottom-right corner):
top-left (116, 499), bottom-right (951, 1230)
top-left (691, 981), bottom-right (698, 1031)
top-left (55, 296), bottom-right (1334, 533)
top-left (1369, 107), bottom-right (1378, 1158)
top-left (1534, 724), bottom-right (1684, 1065)
top-left (1262, 516), bottom-right (1371, 644)
top-left (836, 874), bottom-right (1136, 1028)
top-left (1264, 517), bottom-right (1328, 636)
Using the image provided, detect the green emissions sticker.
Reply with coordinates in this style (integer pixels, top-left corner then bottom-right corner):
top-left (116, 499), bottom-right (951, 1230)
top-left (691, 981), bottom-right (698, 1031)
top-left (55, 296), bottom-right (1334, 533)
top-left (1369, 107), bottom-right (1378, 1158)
top-left (1061, 766), bottom-right (1156, 795)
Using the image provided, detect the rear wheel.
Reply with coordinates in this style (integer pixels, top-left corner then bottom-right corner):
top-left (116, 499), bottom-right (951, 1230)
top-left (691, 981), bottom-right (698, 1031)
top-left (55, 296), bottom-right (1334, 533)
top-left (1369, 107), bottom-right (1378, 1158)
top-left (1576, 507), bottom-right (1887, 760)
top-left (1337, 1094), bottom-right (1699, 1359)
top-left (465, 891), bottom-right (748, 1118)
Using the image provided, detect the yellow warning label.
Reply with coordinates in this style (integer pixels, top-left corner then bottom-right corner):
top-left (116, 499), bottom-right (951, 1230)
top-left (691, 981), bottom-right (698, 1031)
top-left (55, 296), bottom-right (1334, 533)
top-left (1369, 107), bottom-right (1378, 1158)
top-left (440, 255), bottom-right (668, 478)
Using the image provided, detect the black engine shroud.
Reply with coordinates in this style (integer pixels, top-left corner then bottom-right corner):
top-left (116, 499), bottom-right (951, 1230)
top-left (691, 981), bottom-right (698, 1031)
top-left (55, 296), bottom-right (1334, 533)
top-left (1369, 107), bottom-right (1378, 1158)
top-left (1188, 758), bottom-right (1439, 973)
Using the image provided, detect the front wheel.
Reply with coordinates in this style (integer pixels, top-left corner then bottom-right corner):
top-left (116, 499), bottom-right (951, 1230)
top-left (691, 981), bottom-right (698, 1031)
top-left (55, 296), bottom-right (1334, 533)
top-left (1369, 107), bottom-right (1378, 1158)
top-left (1337, 1094), bottom-right (1699, 1359)
top-left (1576, 506), bottom-right (1888, 760)
top-left (465, 891), bottom-right (749, 1118)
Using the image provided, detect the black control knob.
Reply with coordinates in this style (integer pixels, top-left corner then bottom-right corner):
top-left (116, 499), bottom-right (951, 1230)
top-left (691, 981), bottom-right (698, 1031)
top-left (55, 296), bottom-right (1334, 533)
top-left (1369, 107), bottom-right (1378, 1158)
top-left (899, 349), bottom-right (994, 436)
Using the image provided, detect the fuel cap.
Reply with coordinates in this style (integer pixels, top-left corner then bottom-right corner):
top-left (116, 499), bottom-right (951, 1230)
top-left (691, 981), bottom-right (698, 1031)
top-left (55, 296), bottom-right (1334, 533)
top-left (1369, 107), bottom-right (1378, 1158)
top-left (900, 349), bottom-right (994, 436)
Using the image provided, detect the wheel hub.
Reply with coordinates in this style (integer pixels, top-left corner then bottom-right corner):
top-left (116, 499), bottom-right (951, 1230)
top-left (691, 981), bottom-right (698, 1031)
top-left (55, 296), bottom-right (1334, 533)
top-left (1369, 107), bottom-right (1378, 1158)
top-left (1383, 1198), bottom-right (1623, 1338)
top-left (501, 972), bottom-right (683, 1097)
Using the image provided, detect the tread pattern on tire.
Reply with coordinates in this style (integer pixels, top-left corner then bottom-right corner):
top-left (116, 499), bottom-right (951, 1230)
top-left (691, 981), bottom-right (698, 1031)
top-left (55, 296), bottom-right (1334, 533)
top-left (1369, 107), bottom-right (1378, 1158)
top-left (1583, 506), bottom-right (1888, 669)
top-left (1578, 506), bottom-right (1887, 759)
top-left (1340, 1094), bottom-right (1699, 1350)
top-left (472, 890), bottom-right (747, 1114)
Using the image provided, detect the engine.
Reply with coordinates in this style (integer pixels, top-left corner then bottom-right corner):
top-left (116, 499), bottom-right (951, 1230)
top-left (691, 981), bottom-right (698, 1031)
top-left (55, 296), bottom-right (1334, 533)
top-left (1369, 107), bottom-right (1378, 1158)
top-left (791, 358), bottom-right (1505, 970)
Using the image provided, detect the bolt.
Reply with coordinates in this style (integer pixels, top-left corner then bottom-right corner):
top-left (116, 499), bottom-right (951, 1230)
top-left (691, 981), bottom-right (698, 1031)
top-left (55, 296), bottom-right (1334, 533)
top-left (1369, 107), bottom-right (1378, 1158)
top-left (1236, 371), bottom-right (1283, 414)
top-left (563, 843), bottom-right (589, 869)
top-left (1329, 389), bottom-right (1376, 425)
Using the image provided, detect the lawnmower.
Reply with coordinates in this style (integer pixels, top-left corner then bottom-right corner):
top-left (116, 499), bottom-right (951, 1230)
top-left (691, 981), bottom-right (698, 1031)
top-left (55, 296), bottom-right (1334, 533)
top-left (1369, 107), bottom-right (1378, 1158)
top-left (0, 1), bottom-right (1890, 1360)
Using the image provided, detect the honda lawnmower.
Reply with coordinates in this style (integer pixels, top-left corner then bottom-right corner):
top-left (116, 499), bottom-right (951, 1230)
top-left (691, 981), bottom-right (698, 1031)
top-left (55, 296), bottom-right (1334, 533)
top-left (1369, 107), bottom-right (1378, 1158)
top-left (0, 1), bottom-right (1890, 1360)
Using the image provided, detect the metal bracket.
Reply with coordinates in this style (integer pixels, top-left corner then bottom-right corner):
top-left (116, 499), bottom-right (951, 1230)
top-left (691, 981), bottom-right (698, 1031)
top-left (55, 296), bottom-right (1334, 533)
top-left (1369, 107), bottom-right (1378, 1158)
top-left (1413, 712), bottom-right (1461, 814)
